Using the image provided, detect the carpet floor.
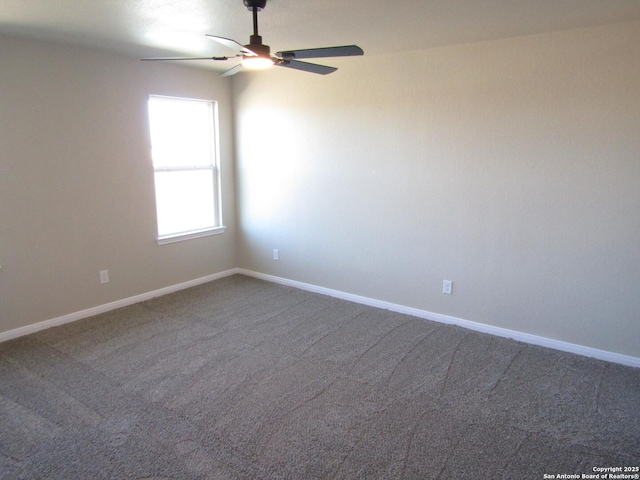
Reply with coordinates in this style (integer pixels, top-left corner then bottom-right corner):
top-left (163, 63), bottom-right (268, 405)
top-left (1, 274), bottom-right (638, 479)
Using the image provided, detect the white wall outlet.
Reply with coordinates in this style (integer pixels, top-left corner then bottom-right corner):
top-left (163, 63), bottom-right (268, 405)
top-left (100, 270), bottom-right (109, 284)
top-left (442, 280), bottom-right (453, 295)
top-left (273, 249), bottom-right (279, 260)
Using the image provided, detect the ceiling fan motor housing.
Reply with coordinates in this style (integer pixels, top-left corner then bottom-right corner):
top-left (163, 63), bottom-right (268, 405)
top-left (243, 0), bottom-right (267, 11)
top-left (246, 35), bottom-right (270, 57)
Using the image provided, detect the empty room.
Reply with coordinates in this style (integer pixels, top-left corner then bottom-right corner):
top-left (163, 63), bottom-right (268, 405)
top-left (1, 0), bottom-right (639, 478)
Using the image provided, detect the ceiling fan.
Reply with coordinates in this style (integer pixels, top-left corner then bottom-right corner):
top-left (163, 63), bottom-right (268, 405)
top-left (142, 0), bottom-right (364, 76)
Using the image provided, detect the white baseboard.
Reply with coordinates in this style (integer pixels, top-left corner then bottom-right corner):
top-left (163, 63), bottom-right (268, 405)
top-left (237, 269), bottom-right (640, 369)
top-left (3, 267), bottom-right (638, 368)
top-left (0, 268), bottom-right (240, 344)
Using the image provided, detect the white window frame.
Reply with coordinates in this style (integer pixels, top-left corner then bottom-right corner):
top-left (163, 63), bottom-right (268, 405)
top-left (148, 95), bottom-right (225, 245)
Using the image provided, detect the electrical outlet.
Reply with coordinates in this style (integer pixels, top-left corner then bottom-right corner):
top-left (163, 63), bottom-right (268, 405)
top-left (273, 249), bottom-right (279, 260)
top-left (442, 280), bottom-right (452, 295)
top-left (100, 270), bottom-right (109, 284)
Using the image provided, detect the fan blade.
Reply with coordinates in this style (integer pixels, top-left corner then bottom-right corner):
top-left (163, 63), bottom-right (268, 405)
top-left (206, 35), bottom-right (258, 56)
top-left (275, 59), bottom-right (337, 75)
top-left (218, 64), bottom-right (244, 77)
top-left (276, 45), bottom-right (363, 60)
top-left (141, 56), bottom-right (233, 61)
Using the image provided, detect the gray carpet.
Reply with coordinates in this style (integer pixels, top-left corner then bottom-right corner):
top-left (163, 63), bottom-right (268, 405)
top-left (1, 274), bottom-right (638, 479)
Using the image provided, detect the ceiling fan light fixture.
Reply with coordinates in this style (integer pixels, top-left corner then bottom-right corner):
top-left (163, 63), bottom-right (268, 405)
top-left (242, 56), bottom-right (274, 70)
top-left (242, 36), bottom-right (273, 69)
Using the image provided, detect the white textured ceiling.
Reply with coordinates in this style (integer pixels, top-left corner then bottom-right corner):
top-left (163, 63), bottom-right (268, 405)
top-left (2, 0), bottom-right (640, 71)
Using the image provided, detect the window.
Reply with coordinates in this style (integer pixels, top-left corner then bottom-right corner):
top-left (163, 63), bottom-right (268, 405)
top-left (147, 95), bottom-right (224, 244)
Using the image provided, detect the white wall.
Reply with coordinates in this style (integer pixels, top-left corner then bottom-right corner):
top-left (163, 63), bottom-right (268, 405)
top-left (0, 35), bottom-right (236, 333)
top-left (233, 22), bottom-right (640, 358)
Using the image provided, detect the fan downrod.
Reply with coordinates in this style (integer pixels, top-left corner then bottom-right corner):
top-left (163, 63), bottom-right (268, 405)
top-left (243, 0), bottom-right (267, 11)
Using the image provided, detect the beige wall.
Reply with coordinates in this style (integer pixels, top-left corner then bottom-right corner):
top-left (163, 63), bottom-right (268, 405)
top-left (234, 22), bottom-right (640, 358)
top-left (2, 22), bottom-right (639, 360)
top-left (0, 35), bottom-right (237, 332)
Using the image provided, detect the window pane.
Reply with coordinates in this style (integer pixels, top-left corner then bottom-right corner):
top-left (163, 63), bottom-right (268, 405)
top-left (148, 95), bottom-right (222, 241)
top-left (154, 170), bottom-right (216, 236)
top-left (148, 97), bottom-right (214, 169)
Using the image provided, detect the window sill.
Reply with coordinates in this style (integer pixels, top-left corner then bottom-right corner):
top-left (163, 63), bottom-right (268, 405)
top-left (156, 226), bottom-right (226, 245)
